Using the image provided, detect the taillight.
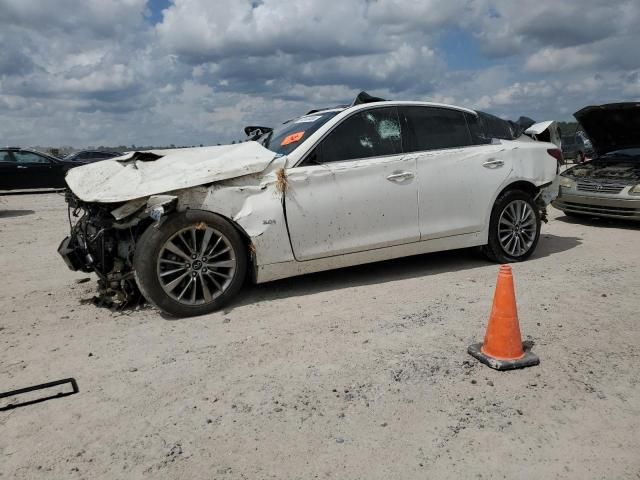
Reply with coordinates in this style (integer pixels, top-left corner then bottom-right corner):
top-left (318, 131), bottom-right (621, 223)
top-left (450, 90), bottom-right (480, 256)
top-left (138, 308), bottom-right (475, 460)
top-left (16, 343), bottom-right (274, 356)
top-left (547, 148), bottom-right (564, 173)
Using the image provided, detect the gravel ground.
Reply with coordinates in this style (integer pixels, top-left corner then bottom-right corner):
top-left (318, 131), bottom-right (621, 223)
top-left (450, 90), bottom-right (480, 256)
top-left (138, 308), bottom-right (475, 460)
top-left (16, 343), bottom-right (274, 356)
top-left (1, 192), bottom-right (639, 479)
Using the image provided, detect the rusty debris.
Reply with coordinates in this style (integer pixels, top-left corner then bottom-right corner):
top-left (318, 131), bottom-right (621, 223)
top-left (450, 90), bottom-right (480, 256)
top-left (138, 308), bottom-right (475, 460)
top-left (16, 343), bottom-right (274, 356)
top-left (275, 167), bottom-right (288, 193)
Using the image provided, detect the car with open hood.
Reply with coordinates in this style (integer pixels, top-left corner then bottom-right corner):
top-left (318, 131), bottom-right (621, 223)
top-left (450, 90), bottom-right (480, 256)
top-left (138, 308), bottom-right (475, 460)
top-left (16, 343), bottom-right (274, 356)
top-left (553, 102), bottom-right (640, 221)
top-left (58, 92), bottom-right (560, 317)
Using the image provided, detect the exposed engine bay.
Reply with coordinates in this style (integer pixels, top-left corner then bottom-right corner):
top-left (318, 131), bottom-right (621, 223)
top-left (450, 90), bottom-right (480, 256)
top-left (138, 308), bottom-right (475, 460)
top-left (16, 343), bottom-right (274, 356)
top-left (58, 191), bottom-right (174, 308)
top-left (564, 159), bottom-right (640, 183)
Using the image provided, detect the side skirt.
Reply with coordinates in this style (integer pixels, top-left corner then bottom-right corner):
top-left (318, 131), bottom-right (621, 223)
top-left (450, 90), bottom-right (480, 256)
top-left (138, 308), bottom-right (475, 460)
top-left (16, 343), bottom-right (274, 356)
top-left (255, 230), bottom-right (486, 284)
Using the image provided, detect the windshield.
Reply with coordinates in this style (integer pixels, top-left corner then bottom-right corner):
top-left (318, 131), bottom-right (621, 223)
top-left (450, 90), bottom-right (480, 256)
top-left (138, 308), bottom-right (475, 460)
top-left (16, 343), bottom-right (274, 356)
top-left (260, 111), bottom-right (340, 155)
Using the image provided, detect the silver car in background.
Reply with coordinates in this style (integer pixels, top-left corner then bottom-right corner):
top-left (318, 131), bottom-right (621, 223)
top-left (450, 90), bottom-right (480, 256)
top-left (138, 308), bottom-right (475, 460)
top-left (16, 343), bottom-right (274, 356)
top-left (554, 102), bottom-right (640, 221)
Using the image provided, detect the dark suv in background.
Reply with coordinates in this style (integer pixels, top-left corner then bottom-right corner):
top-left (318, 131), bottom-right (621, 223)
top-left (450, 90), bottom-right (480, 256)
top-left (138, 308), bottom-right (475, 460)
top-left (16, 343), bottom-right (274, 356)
top-left (64, 150), bottom-right (122, 163)
top-left (561, 133), bottom-right (593, 163)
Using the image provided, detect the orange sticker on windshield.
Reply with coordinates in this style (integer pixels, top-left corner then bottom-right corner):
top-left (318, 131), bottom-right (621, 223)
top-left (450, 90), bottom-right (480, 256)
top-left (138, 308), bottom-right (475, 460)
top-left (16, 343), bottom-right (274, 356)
top-left (281, 131), bottom-right (305, 146)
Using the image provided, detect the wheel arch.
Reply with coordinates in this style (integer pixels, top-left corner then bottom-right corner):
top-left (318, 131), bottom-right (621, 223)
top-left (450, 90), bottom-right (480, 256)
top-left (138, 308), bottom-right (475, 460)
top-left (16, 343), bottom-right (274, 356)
top-left (132, 207), bottom-right (251, 316)
top-left (481, 186), bottom-right (542, 263)
top-left (180, 207), bottom-right (256, 280)
top-left (496, 180), bottom-right (539, 199)
top-left (480, 180), bottom-right (541, 234)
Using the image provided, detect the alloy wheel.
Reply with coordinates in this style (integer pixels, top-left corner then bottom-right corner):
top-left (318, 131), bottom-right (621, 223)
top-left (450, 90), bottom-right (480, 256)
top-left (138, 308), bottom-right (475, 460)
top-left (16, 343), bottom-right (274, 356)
top-left (497, 200), bottom-right (537, 257)
top-left (156, 225), bottom-right (237, 305)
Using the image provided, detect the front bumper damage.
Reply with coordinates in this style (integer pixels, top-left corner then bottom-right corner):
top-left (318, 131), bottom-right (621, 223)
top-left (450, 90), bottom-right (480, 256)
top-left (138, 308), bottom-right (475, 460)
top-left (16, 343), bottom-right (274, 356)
top-left (59, 191), bottom-right (177, 307)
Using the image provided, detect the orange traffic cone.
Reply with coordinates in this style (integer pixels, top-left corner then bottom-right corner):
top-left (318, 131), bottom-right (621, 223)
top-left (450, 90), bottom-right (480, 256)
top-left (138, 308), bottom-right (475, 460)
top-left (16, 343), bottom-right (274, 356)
top-left (468, 265), bottom-right (539, 370)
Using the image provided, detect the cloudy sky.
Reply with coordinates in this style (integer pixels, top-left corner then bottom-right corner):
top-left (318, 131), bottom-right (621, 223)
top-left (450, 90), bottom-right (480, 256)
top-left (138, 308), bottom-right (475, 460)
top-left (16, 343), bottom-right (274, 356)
top-left (1, 0), bottom-right (639, 147)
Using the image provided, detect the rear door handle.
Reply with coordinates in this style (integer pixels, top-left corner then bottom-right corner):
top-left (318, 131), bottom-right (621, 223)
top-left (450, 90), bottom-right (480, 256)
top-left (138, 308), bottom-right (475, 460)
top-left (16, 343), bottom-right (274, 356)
top-left (386, 171), bottom-right (415, 182)
top-left (17, 165), bottom-right (28, 169)
top-left (482, 159), bottom-right (504, 168)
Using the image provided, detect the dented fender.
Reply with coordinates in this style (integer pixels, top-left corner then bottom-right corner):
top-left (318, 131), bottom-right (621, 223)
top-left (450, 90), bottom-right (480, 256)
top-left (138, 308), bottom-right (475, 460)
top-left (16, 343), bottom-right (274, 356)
top-left (175, 157), bottom-right (295, 267)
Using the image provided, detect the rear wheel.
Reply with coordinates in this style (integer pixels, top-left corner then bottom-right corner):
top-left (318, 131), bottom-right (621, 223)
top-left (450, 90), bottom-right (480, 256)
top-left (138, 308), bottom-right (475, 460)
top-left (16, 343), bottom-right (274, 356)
top-left (482, 190), bottom-right (541, 263)
top-left (134, 210), bottom-right (247, 317)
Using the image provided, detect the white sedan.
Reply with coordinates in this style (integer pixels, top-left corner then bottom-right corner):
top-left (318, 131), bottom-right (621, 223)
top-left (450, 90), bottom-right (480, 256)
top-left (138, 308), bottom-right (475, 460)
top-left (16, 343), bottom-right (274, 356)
top-left (60, 94), bottom-right (560, 317)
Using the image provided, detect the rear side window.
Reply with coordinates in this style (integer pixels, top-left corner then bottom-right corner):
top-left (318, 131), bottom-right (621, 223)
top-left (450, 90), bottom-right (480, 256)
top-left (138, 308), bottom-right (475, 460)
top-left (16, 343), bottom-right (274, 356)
top-left (401, 107), bottom-right (472, 151)
top-left (477, 111), bottom-right (517, 140)
top-left (321, 107), bottom-right (403, 162)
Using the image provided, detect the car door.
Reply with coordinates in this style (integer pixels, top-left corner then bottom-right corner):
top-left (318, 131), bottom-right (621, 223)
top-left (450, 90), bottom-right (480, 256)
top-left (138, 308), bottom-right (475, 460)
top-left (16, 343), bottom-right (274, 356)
top-left (285, 106), bottom-right (420, 261)
top-left (399, 106), bottom-right (512, 240)
top-left (12, 151), bottom-right (63, 189)
top-left (0, 150), bottom-right (18, 190)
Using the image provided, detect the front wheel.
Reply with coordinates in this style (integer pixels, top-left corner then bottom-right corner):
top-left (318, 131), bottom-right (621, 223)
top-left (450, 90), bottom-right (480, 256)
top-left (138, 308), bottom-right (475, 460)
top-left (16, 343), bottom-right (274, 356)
top-left (482, 190), bottom-right (541, 263)
top-left (134, 210), bottom-right (247, 317)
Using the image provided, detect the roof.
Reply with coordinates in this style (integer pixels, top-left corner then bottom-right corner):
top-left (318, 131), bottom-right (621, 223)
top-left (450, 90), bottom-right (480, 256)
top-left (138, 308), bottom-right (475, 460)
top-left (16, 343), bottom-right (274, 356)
top-left (303, 91), bottom-right (478, 118)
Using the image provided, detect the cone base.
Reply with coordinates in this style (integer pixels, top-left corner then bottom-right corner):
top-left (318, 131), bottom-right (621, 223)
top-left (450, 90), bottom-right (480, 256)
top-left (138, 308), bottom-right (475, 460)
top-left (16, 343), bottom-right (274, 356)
top-left (468, 342), bottom-right (539, 371)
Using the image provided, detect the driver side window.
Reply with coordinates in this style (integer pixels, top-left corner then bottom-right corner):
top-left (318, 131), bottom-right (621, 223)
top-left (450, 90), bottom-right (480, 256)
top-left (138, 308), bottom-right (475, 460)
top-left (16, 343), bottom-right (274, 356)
top-left (321, 107), bottom-right (403, 163)
top-left (14, 152), bottom-right (50, 164)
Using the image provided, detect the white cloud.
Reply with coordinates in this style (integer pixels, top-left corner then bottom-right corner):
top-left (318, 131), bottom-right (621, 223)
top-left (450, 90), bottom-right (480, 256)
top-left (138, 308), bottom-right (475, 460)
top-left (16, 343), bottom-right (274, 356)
top-left (525, 47), bottom-right (599, 73)
top-left (0, 0), bottom-right (639, 147)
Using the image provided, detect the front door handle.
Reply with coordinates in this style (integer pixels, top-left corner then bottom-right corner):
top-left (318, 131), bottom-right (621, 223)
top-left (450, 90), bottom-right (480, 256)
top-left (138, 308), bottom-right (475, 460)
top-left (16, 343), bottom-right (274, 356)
top-left (17, 165), bottom-right (28, 169)
top-left (386, 171), bottom-right (415, 182)
top-left (482, 159), bottom-right (504, 168)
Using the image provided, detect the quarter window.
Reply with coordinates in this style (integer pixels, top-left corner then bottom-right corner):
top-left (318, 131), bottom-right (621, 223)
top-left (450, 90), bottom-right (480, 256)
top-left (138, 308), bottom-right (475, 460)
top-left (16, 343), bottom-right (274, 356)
top-left (402, 107), bottom-right (473, 151)
top-left (464, 112), bottom-right (489, 145)
top-left (321, 107), bottom-right (403, 162)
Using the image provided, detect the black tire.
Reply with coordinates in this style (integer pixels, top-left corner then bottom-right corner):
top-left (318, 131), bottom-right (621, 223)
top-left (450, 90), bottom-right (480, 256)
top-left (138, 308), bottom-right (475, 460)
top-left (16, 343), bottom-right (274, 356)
top-left (134, 210), bottom-right (248, 317)
top-left (482, 189), bottom-right (541, 263)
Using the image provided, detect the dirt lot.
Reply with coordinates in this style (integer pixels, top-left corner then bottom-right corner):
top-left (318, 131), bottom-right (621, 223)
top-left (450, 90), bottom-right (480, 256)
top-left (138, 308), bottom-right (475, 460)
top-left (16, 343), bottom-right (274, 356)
top-left (1, 192), bottom-right (639, 479)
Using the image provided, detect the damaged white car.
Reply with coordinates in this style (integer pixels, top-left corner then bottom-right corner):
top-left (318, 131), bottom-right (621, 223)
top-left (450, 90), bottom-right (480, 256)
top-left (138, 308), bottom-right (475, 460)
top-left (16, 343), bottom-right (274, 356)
top-left (59, 92), bottom-right (560, 317)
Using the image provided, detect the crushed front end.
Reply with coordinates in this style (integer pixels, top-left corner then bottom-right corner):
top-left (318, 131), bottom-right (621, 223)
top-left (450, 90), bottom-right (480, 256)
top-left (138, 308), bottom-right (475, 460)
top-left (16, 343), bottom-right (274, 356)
top-left (58, 191), bottom-right (172, 307)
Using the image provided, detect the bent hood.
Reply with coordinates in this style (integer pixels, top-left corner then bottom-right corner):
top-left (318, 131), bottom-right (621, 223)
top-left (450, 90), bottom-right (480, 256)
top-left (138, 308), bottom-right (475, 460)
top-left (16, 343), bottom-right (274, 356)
top-left (65, 142), bottom-right (276, 203)
top-left (574, 102), bottom-right (640, 155)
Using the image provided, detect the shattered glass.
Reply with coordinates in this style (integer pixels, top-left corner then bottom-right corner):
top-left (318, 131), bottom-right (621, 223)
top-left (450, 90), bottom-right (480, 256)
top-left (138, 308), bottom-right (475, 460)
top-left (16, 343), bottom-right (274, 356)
top-left (322, 107), bottom-right (403, 162)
